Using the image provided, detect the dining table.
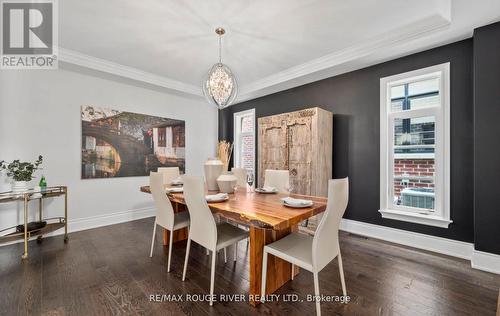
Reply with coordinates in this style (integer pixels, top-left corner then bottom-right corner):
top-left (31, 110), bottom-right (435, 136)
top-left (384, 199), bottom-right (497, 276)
top-left (140, 185), bottom-right (328, 306)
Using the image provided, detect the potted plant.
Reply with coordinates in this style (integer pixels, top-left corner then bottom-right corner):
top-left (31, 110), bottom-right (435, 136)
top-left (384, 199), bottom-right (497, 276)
top-left (0, 155), bottom-right (43, 192)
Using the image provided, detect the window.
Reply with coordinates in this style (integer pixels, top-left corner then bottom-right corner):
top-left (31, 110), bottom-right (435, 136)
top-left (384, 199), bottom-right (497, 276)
top-left (379, 63), bottom-right (451, 228)
top-left (158, 127), bottom-right (166, 147)
top-left (233, 109), bottom-right (255, 172)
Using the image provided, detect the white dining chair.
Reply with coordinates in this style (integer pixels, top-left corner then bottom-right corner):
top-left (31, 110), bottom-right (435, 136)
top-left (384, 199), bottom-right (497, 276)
top-left (231, 167), bottom-right (247, 188)
top-left (263, 169), bottom-right (290, 193)
top-left (158, 167), bottom-right (180, 184)
top-left (149, 172), bottom-right (190, 272)
top-left (261, 178), bottom-right (349, 316)
top-left (182, 175), bottom-right (249, 306)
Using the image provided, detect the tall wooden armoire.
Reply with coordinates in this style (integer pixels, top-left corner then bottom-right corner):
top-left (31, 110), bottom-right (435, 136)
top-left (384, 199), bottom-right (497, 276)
top-left (257, 107), bottom-right (333, 198)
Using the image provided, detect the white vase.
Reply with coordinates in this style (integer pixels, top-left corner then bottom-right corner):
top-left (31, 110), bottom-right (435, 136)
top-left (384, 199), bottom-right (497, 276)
top-left (217, 172), bottom-right (238, 193)
top-left (204, 158), bottom-right (224, 191)
top-left (12, 181), bottom-right (28, 192)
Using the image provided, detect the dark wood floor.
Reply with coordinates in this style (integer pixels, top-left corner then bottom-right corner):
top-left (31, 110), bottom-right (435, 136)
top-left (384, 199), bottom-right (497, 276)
top-left (1, 217), bottom-right (499, 316)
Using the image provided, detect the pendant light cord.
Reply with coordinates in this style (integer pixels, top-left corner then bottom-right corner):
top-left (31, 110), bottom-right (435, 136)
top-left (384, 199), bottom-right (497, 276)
top-left (218, 35), bottom-right (222, 64)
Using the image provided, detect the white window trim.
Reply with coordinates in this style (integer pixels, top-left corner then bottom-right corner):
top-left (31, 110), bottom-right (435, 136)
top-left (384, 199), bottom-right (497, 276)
top-left (233, 108), bottom-right (255, 171)
top-left (379, 63), bottom-right (451, 228)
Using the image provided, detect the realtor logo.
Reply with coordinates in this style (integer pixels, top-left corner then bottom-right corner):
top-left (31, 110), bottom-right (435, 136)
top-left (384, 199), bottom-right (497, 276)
top-left (1, 0), bottom-right (58, 69)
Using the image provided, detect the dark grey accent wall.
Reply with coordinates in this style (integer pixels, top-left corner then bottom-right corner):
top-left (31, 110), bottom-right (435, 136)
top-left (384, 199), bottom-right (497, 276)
top-left (473, 22), bottom-right (500, 254)
top-left (220, 39), bottom-right (474, 243)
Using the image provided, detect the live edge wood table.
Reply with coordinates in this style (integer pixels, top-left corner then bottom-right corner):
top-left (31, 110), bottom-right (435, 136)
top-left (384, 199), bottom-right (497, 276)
top-left (140, 185), bottom-right (327, 306)
top-left (0, 186), bottom-right (68, 260)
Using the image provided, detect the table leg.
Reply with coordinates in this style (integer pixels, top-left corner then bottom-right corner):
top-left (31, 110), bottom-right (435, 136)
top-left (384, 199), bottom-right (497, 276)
top-left (22, 194), bottom-right (28, 260)
top-left (64, 187), bottom-right (69, 243)
top-left (37, 199), bottom-right (43, 243)
top-left (249, 226), bottom-right (299, 306)
top-left (39, 199), bottom-right (42, 221)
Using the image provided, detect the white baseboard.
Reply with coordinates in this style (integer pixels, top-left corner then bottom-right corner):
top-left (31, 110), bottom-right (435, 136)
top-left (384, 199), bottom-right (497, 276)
top-left (0, 207), bottom-right (155, 247)
top-left (471, 250), bottom-right (500, 275)
top-left (340, 218), bottom-right (474, 259)
top-left (67, 207), bottom-right (155, 233)
top-left (340, 218), bottom-right (499, 275)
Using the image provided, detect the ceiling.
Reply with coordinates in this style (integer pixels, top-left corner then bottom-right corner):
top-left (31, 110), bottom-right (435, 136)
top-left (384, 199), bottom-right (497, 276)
top-left (59, 0), bottom-right (500, 104)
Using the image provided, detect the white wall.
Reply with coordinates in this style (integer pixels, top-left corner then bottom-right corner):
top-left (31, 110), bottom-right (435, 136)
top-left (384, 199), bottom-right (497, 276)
top-left (0, 67), bottom-right (218, 233)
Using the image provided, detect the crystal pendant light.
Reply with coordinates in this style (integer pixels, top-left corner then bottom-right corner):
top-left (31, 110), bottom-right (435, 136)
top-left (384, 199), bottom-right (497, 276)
top-left (203, 27), bottom-right (238, 109)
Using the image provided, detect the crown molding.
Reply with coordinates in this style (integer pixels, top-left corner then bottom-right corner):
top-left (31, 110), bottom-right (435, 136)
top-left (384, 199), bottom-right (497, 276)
top-left (58, 48), bottom-right (203, 97)
top-left (236, 12), bottom-right (451, 103)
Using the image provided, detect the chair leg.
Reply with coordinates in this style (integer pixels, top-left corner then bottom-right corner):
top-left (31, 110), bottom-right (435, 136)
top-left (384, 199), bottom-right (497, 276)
top-left (167, 229), bottom-right (174, 272)
top-left (313, 272), bottom-right (321, 316)
top-left (338, 251), bottom-right (347, 298)
top-left (260, 251), bottom-right (268, 303)
top-left (210, 250), bottom-right (216, 306)
top-left (182, 237), bottom-right (191, 281)
top-left (291, 264), bottom-right (294, 280)
top-left (224, 247), bottom-right (227, 263)
top-left (149, 222), bottom-right (157, 258)
top-left (234, 243), bottom-right (237, 261)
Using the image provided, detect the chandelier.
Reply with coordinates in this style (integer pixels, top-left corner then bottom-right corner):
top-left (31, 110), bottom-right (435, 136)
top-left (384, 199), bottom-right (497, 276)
top-left (203, 27), bottom-right (238, 109)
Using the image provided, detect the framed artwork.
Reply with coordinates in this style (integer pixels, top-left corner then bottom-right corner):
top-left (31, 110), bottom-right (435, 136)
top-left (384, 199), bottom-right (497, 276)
top-left (81, 106), bottom-right (185, 179)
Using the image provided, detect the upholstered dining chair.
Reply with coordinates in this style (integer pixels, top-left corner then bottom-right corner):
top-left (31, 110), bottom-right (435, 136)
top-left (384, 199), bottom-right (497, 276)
top-left (158, 167), bottom-right (180, 184)
top-left (149, 172), bottom-right (190, 272)
top-left (263, 169), bottom-right (290, 193)
top-left (231, 167), bottom-right (247, 188)
top-left (261, 177), bottom-right (349, 316)
top-left (182, 176), bottom-right (249, 306)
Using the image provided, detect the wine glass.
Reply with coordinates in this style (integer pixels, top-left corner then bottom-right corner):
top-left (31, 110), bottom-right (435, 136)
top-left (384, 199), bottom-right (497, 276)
top-left (246, 171), bottom-right (254, 193)
top-left (286, 182), bottom-right (294, 197)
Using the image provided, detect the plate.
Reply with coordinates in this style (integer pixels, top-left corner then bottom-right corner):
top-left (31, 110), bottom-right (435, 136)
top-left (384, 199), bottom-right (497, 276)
top-left (255, 188), bottom-right (278, 194)
top-left (166, 187), bottom-right (183, 193)
top-left (206, 196), bottom-right (229, 203)
top-left (282, 200), bottom-right (314, 208)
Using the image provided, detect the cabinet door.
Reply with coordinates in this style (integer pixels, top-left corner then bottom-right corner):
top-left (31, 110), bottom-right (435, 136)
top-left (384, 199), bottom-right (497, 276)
top-left (287, 117), bottom-right (312, 195)
top-left (258, 119), bottom-right (287, 186)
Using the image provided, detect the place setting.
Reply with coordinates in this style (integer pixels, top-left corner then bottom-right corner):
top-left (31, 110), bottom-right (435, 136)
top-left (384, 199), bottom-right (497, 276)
top-left (205, 193), bottom-right (229, 203)
top-left (281, 196), bottom-right (314, 208)
top-left (170, 177), bottom-right (183, 186)
top-left (165, 186), bottom-right (183, 193)
top-left (254, 186), bottom-right (278, 194)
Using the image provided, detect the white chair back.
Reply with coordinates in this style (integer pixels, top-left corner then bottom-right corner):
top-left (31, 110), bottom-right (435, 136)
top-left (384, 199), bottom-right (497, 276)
top-left (263, 169), bottom-right (290, 193)
top-left (182, 175), bottom-right (217, 250)
top-left (150, 172), bottom-right (175, 229)
top-left (231, 167), bottom-right (247, 188)
top-left (312, 178), bottom-right (348, 271)
top-left (158, 167), bottom-right (180, 184)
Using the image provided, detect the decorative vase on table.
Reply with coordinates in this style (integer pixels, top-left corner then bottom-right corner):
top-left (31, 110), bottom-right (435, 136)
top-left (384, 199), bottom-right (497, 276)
top-left (12, 181), bottom-right (28, 192)
top-left (216, 172), bottom-right (238, 194)
top-left (204, 158), bottom-right (224, 191)
top-left (1, 155), bottom-right (43, 193)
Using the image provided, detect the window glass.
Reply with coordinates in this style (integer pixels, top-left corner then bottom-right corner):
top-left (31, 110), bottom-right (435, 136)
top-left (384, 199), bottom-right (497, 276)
top-left (241, 116), bottom-right (253, 133)
top-left (390, 78), bottom-right (440, 112)
top-left (393, 116), bottom-right (435, 211)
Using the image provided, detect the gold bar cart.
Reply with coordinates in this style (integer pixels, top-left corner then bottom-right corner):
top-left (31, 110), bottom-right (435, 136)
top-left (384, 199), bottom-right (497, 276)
top-left (0, 186), bottom-right (68, 259)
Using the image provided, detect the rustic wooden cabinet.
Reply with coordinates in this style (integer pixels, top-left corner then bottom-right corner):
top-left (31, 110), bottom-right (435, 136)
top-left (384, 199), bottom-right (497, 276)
top-left (258, 107), bottom-right (333, 198)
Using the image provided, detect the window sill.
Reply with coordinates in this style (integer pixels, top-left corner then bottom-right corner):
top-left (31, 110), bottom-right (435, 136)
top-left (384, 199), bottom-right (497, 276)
top-left (379, 209), bottom-right (452, 228)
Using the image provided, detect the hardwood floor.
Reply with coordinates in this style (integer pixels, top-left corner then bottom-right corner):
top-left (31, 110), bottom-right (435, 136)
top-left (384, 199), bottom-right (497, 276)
top-left (1, 217), bottom-right (499, 316)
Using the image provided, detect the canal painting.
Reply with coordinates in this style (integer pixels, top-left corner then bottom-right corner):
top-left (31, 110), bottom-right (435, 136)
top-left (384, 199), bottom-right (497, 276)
top-left (81, 106), bottom-right (185, 179)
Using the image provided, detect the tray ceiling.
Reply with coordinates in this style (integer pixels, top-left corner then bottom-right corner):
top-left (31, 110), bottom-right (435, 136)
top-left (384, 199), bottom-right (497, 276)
top-left (59, 0), bottom-right (500, 103)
